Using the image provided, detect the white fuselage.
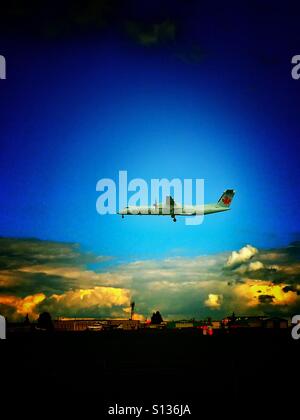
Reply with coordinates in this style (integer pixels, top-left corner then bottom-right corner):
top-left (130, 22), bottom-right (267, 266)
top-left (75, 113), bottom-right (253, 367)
top-left (118, 204), bottom-right (230, 216)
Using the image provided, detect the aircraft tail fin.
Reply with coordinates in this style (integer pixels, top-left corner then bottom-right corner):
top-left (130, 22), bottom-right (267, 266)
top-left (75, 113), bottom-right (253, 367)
top-left (217, 189), bottom-right (235, 208)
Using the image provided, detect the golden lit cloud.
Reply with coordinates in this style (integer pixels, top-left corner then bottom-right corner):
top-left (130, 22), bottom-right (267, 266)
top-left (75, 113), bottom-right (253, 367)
top-left (123, 307), bottom-right (145, 321)
top-left (49, 286), bottom-right (131, 310)
top-left (0, 293), bottom-right (46, 319)
top-left (235, 280), bottom-right (298, 307)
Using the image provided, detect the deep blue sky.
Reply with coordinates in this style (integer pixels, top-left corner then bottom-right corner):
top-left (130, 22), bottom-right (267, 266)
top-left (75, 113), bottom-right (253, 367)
top-left (1, 1), bottom-right (300, 260)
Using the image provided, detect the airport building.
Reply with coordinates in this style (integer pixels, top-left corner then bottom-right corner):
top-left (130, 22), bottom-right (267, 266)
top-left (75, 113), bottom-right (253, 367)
top-left (5, 314), bottom-right (290, 334)
top-left (53, 316), bottom-right (289, 332)
top-left (222, 315), bottom-right (289, 329)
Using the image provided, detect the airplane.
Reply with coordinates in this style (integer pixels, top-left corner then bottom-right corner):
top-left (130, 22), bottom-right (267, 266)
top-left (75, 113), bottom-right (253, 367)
top-left (118, 189), bottom-right (235, 222)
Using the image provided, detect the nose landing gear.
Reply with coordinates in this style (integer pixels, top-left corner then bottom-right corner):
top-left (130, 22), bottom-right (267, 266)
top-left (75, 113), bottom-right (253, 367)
top-left (122, 214), bottom-right (124, 219)
top-left (172, 216), bottom-right (177, 222)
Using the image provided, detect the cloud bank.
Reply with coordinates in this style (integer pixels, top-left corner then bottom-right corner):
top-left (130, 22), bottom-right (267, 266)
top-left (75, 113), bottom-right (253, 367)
top-left (0, 237), bottom-right (299, 321)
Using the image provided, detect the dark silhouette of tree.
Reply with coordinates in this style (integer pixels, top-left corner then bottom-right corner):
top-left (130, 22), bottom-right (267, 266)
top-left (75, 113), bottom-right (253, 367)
top-left (37, 312), bottom-right (54, 331)
top-left (228, 312), bottom-right (237, 327)
top-left (24, 313), bottom-right (30, 326)
top-left (206, 317), bottom-right (212, 326)
top-left (151, 311), bottom-right (163, 324)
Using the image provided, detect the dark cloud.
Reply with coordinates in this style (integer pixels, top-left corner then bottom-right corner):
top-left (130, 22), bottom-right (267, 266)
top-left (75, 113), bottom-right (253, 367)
top-left (245, 267), bottom-right (281, 282)
top-left (286, 241), bottom-right (300, 258)
top-left (0, 237), bottom-right (103, 270)
top-left (0, 270), bottom-right (76, 297)
top-left (282, 285), bottom-right (300, 295)
top-left (260, 241), bottom-right (300, 263)
top-left (258, 295), bottom-right (275, 304)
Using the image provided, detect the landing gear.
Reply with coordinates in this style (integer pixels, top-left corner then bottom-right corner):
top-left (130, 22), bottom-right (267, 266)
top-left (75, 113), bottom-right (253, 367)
top-left (172, 216), bottom-right (177, 222)
top-left (122, 215), bottom-right (124, 219)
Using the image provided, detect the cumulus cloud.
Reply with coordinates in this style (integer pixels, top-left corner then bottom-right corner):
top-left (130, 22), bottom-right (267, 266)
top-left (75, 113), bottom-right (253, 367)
top-left (204, 294), bottom-right (223, 309)
top-left (41, 286), bottom-right (131, 318)
top-left (248, 261), bottom-right (264, 271)
top-left (226, 245), bottom-right (258, 268)
top-left (52, 286), bottom-right (130, 307)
